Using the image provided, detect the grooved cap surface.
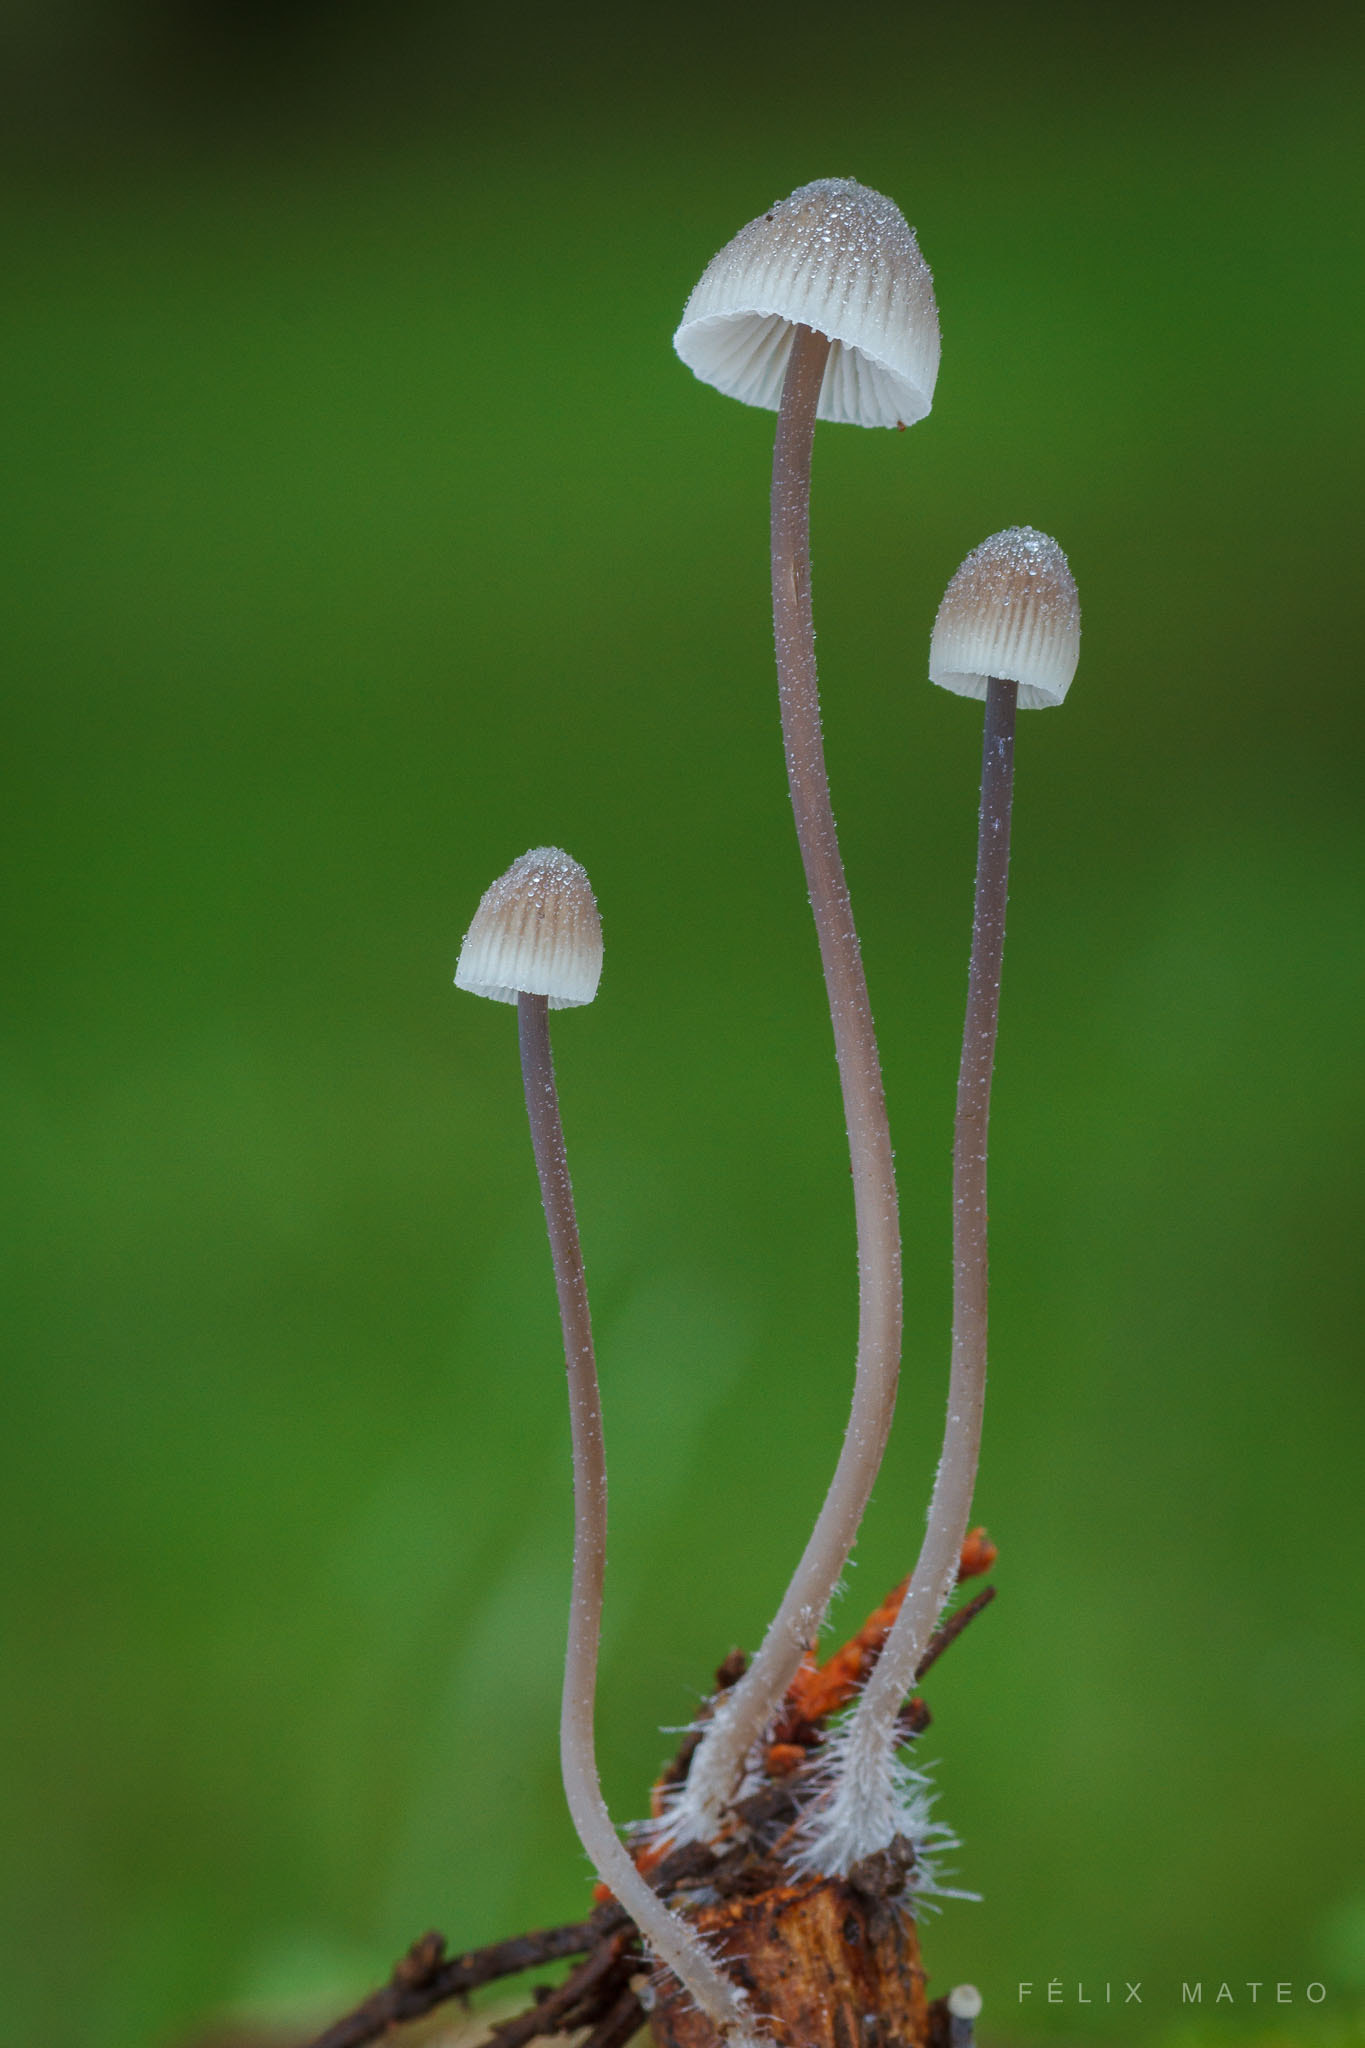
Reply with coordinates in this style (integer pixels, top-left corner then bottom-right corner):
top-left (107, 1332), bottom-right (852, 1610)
top-left (929, 527), bottom-right (1081, 709)
top-left (455, 847), bottom-right (602, 1008)
top-left (674, 178), bottom-right (940, 430)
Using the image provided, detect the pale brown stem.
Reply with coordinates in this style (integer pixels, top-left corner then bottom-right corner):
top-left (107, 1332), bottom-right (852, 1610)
top-left (516, 994), bottom-right (756, 2043)
top-left (831, 677), bottom-right (1017, 1826)
top-left (677, 323), bottom-right (904, 1840)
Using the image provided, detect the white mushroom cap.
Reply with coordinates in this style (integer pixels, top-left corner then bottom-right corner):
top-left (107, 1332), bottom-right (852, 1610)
top-left (947, 1986), bottom-right (984, 2022)
top-left (455, 847), bottom-right (602, 1009)
top-left (673, 177), bottom-right (940, 431)
top-left (929, 526), bottom-right (1081, 709)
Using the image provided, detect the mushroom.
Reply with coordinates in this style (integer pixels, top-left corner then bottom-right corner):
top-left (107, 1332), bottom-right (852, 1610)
top-left (798, 528), bottom-right (1081, 1878)
top-left (455, 847), bottom-right (759, 2047)
top-left (668, 179), bottom-right (940, 1844)
top-left (947, 1985), bottom-right (984, 2048)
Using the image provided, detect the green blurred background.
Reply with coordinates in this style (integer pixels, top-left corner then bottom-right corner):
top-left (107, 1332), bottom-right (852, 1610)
top-left (2, 3), bottom-right (1362, 2044)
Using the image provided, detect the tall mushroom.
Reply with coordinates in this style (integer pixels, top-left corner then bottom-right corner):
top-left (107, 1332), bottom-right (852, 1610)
top-left (668, 178), bottom-right (941, 1843)
top-left (456, 848), bottom-right (759, 2046)
top-left (799, 527), bottom-right (1081, 1879)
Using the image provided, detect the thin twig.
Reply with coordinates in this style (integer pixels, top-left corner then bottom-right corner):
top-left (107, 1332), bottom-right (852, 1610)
top-left (578, 1986), bottom-right (649, 2048)
top-left (478, 1933), bottom-right (636, 2048)
top-left (298, 1920), bottom-right (602, 2048)
top-left (913, 1585), bottom-right (996, 1683)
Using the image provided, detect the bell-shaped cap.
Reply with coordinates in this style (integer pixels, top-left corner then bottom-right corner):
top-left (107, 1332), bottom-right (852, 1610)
top-left (674, 177), bottom-right (940, 431)
top-left (455, 847), bottom-right (602, 1009)
top-left (929, 526), bottom-right (1080, 709)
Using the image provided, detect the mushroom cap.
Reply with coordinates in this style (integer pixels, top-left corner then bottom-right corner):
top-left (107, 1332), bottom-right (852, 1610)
top-left (929, 526), bottom-right (1081, 709)
top-left (455, 847), bottom-right (602, 1009)
top-left (947, 1987), bottom-right (984, 2022)
top-left (673, 177), bottom-right (940, 430)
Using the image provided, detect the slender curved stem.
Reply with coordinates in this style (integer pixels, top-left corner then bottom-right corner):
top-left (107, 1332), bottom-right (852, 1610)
top-left (516, 994), bottom-right (756, 2044)
top-left (816, 677), bottom-right (1017, 1863)
top-left (675, 322), bottom-right (904, 1841)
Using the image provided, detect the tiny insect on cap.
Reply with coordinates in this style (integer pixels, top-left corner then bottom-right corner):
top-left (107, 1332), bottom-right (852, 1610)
top-left (929, 526), bottom-right (1081, 709)
top-left (455, 847), bottom-right (603, 1009)
top-left (673, 177), bottom-right (940, 431)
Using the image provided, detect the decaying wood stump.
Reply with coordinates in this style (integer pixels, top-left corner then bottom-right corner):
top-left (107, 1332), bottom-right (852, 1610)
top-left (299, 1576), bottom-right (998, 2048)
top-left (649, 1861), bottom-right (930, 2048)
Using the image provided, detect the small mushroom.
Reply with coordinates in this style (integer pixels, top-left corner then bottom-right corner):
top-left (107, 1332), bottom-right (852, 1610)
top-left (928, 524), bottom-right (1080, 709)
top-left (455, 844), bottom-right (603, 1009)
top-left (947, 1984), bottom-right (984, 2048)
top-left (456, 848), bottom-right (757, 2046)
top-left (800, 530), bottom-right (1080, 1878)
top-left (668, 179), bottom-right (940, 1848)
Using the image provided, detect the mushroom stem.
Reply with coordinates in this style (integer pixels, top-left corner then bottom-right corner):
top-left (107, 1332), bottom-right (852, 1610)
top-left (675, 322), bottom-right (904, 1841)
top-left (805, 677), bottom-right (1017, 1869)
top-left (516, 993), bottom-right (757, 2045)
